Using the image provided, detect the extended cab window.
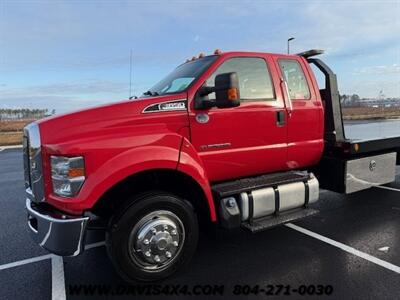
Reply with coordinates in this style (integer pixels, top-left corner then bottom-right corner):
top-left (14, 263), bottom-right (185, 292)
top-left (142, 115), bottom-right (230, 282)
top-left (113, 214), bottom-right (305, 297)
top-left (279, 59), bottom-right (311, 100)
top-left (205, 57), bottom-right (275, 101)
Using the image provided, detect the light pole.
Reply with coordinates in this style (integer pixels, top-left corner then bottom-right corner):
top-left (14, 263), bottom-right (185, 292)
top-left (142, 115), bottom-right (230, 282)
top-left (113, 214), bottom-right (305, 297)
top-left (287, 37), bottom-right (295, 54)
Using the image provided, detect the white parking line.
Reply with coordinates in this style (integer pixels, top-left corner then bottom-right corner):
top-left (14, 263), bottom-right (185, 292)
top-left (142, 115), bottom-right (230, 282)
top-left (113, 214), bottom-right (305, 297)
top-left (285, 223), bottom-right (400, 274)
top-left (0, 145), bottom-right (22, 151)
top-left (85, 240), bottom-right (106, 249)
top-left (374, 185), bottom-right (400, 192)
top-left (51, 256), bottom-right (66, 300)
top-left (0, 253), bottom-right (53, 271)
top-left (0, 241), bottom-right (105, 271)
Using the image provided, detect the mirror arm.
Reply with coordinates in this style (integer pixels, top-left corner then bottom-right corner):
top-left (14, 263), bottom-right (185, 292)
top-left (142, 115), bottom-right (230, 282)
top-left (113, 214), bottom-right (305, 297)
top-left (198, 86), bottom-right (215, 97)
top-left (195, 86), bottom-right (217, 109)
top-left (196, 72), bottom-right (240, 110)
top-left (201, 99), bottom-right (216, 108)
top-left (194, 98), bottom-right (216, 109)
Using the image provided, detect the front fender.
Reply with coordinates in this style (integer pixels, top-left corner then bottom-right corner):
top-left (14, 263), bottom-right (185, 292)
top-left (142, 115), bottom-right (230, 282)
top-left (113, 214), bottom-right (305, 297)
top-left (177, 138), bottom-right (217, 221)
top-left (45, 133), bottom-right (182, 213)
top-left (45, 133), bottom-right (216, 222)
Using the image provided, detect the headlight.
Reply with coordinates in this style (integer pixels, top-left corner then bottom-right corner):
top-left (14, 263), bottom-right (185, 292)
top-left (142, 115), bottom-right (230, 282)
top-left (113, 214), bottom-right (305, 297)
top-left (51, 156), bottom-right (85, 197)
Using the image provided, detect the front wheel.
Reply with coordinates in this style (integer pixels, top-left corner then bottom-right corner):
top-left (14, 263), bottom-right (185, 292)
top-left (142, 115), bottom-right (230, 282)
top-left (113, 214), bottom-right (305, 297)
top-left (106, 192), bottom-right (199, 282)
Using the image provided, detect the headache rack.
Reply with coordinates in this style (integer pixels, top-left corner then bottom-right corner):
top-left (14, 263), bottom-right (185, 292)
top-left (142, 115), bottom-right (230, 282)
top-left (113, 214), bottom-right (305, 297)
top-left (297, 49), bottom-right (325, 58)
top-left (297, 49), bottom-right (400, 158)
top-left (298, 50), bottom-right (400, 192)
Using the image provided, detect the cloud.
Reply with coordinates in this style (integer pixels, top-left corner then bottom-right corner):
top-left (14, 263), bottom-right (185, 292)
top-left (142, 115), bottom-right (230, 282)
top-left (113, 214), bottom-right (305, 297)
top-left (1, 0), bottom-right (399, 108)
top-left (353, 64), bottom-right (400, 76)
top-left (0, 93), bottom-right (119, 112)
top-left (1, 80), bottom-right (128, 96)
top-left (0, 80), bottom-right (129, 111)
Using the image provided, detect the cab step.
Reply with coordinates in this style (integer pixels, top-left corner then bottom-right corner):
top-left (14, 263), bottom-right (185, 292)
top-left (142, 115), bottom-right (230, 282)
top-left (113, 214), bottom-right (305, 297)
top-left (242, 208), bottom-right (319, 233)
top-left (212, 171), bottom-right (310, 198)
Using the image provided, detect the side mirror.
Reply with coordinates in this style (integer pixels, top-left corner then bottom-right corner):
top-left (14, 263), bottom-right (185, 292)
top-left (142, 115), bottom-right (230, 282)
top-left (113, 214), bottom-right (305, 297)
top-left (214, 72), bottom-right (240, 108)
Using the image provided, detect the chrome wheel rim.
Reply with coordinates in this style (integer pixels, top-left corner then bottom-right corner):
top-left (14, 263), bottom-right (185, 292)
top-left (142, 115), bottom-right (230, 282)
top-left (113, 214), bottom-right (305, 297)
top-left (128, 210), bottom-right (185, 271)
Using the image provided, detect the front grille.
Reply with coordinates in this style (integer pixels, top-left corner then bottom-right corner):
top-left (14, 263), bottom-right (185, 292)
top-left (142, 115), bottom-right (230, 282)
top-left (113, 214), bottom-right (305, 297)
top-left (23, 123), bottom-right (45, 202)
top-left (23, 135), bottom-right (31, 188)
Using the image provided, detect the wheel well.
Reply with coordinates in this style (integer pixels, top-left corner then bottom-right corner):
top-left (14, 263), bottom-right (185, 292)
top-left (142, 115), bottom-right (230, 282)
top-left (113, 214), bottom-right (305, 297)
top-left (92, 169), bottom-right (214, 226)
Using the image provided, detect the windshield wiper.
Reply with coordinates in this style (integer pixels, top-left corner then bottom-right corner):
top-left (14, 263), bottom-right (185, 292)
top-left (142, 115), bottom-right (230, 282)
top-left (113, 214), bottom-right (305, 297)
top-left (143, 90), bottom-right (159, 96)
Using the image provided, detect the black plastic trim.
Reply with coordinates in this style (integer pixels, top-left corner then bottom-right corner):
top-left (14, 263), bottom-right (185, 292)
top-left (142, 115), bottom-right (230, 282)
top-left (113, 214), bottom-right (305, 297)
top-left (274, 187), bottom-right (280, 216)
top-left (212, 171), bottom-right (310, 198)
top-left (248, 192), bottom-right (254, 226)
top-left (242, 208), bottom-right (319, 233)
top-left (304, 181), bottom-right (310, 207)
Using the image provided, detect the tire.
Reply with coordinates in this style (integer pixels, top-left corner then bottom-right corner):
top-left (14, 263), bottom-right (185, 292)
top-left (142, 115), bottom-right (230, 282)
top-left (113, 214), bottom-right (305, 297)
top-left (106, 192), bottom-right (199, 282)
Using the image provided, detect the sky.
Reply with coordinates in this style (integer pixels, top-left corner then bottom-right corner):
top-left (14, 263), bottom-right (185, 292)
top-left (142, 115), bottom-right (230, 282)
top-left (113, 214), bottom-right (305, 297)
top-left (0, 0), bottom-right (399, 113)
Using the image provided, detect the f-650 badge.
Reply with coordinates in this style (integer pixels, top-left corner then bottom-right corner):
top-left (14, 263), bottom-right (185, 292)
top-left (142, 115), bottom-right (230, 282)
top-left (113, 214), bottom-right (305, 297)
top-left (160, 102), bottom-right (186, 110)
top-left (143, 100), bottom-right (187, 113)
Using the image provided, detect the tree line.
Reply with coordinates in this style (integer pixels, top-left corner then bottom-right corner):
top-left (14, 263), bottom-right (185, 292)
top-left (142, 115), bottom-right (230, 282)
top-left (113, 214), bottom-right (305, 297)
top-left (340, 94), bottom-right (361, 107)
top-left (0, 108), bottom-right (55, 120)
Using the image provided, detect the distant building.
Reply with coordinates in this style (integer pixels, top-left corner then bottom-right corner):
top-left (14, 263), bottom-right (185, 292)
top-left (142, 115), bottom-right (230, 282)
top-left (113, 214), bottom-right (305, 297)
top-left (359, 98), bottom-right (400, 108)
top-left (340, 92), bottom-right (400, 108)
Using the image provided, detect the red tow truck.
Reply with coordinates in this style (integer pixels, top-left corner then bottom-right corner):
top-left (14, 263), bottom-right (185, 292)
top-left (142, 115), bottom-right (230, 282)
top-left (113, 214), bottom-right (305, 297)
top-left (24, 49), bottom-right (400, 282)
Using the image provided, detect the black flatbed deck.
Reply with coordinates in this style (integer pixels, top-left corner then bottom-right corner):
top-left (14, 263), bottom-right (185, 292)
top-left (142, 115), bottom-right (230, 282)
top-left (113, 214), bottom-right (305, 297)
top-left (328, 136), bottom-right (400, 159)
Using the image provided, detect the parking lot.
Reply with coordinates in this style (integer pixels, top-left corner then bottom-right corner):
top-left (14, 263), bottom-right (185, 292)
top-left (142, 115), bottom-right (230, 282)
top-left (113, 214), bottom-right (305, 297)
top-left (1, 148), bottom-right (399, 299)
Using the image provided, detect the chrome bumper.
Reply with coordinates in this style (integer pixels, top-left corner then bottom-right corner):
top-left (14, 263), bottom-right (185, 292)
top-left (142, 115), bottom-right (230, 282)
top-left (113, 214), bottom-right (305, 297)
top-left (26, 199), bottom-right (89, 256)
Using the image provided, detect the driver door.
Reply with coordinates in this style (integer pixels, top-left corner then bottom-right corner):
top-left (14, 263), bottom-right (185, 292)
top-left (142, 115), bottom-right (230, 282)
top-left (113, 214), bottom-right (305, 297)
top-left (188, 55), bottom-right (288, 182)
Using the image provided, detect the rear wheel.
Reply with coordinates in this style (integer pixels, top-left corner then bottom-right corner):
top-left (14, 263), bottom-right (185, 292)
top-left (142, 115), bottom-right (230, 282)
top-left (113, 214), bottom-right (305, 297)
top-left (106, 192), bottom-right (198, 282)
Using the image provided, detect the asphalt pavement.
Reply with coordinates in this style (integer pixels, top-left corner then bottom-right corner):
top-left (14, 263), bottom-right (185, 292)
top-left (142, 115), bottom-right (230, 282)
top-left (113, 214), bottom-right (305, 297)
top-left (0, 148), bottom-right (399, 299)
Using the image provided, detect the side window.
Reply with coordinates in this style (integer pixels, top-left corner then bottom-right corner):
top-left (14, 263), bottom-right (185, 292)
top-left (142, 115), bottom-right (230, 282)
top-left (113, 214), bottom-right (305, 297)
top-left (205, 57), bottom-right (275, 101)
top-left (278, 60), bottom-right (311, 100)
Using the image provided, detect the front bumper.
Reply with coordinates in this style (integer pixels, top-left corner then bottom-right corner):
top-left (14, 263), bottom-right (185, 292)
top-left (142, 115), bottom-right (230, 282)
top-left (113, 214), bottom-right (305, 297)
top-left (26, 199), bottom-right (89, 256)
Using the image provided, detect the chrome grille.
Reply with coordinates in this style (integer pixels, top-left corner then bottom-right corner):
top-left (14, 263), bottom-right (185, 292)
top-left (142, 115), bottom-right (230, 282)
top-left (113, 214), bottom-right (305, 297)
top-left (23, 135), bottom-right (31, 188)
top-left (23, 123), bottom-right (45, 202)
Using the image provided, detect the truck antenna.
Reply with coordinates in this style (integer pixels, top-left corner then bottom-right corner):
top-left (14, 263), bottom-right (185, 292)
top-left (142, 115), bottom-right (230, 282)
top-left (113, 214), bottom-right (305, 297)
top-left (129, 49), bottom-right (133, 99)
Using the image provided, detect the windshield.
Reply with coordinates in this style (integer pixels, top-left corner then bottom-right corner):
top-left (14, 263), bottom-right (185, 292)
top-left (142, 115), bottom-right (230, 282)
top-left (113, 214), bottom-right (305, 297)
top-left (144, 55), bottom-right (217, 96)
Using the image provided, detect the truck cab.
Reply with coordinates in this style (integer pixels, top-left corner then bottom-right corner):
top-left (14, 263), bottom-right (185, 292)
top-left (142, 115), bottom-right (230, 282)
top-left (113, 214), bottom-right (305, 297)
top-left (188, 52), bottom-right (324, 181)
top-left (24, 49), bottom-right (399, 282)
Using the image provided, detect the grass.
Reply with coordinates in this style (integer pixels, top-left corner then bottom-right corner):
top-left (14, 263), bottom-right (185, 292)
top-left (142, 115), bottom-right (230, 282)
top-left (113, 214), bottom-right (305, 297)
top-left (0, 120), bottom-right (33, 146)
top-left (342, 107), bottom-right (400, 120)
top-left (0, 119), bottom-right (34, 132)
top-left (0, 132), bottom-right (23, 146)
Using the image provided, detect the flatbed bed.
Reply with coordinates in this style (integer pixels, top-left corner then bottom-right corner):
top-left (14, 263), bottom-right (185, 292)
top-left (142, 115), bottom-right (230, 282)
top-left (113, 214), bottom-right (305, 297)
top-left (327, 136), bottom-right (400, 159)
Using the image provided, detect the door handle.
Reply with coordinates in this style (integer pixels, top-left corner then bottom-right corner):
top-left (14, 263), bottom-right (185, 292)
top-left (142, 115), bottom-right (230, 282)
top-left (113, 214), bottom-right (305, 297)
top-left (276, 111), bottom-right (286, 126)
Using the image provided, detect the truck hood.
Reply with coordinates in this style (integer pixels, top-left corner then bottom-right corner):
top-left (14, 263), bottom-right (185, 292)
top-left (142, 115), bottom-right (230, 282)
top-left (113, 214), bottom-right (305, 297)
top-left (37, 93), bottom-right (189, 147)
